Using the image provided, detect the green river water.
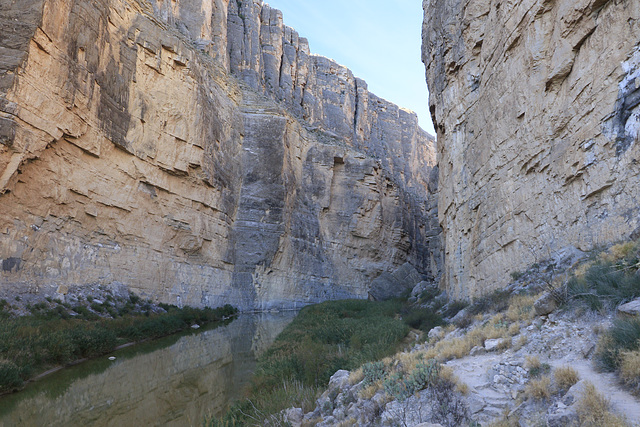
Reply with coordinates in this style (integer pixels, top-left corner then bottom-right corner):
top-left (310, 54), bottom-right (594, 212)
top-left (0, 312), bottom-right (296, 427)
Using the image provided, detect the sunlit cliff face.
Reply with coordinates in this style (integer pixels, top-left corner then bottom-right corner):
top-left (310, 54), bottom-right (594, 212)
top-left (423, 0), bottom-right (640, 299)
top-left (0, 0), bottom-right (441, 310)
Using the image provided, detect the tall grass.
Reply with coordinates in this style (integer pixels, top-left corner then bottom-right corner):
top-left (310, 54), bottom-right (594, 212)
top-left (257, 299), bottom-right (408, 388)
top-left (596, 318), bottom-right (640, 372)
top-left (0, 304), bottom-right (237, 394)
top-left (209, 299), bottom-right (412, 426)
top-left (566, 240), bottom-right (640, 310)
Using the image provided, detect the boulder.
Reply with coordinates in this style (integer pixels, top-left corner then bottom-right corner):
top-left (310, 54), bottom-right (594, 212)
top-left (369, 263), bottom-right (424, 301)
top-left (451, 307), bottom-right (471, 326)
top-left (546, 407), bottom-right (578, 427)
top-left (410, 280), bottom-right (439, 301)
top-left (284, 408), bottom-right (303, 427)
top-left (428, 326), bottom-right (444, 340)
top-left (484, 338), bottom-right (509, 352)
top-left (470, 345), bottom-right (487, 356)
top-left (553, 246), bottom-right (586, 270)
top-left (534, 292), bottom-right (557, 316)
top-left (618, 298), bottom-right (640, 317)
top-left (328, 370), bottom-right (351, 390)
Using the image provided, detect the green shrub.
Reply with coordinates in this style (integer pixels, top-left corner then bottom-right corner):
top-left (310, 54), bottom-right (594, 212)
top-left (442, 301), bottom-right (468, 318)
top-left (403, 308), bottom-right (443, 332)
top-left (566, 241), bottom-right (640, 310)
top-left (72, 305), bottom-right (98, 320)
top-left (212, 299), bottom-right (409, 425)
top-left (419, 287), bottom-right (441, 303)
top-left (468, 289), bottom-right (512, 315)
top-left (70, 328), bottom-right (117, 358)
top-left (30, 302), bottom-right (48, 312)
top-left (0, 360), bottom-right (23, 393)
top-left (362, 361), bottom-right (386, 386)
top-left (383, 359), bottom-right (441, 401)
top-left (90, 302), bottom-right (105, 313)
top-left (39, 331), bottom-right (75, 364)
top-left (529, 363), bottom-right (551, 378)
top-left (511, 271), bottom-right (524, 281)
top-left (0, 303), bottom-right (237, 393)
top-left (597, 318), bottom-right (640, 372)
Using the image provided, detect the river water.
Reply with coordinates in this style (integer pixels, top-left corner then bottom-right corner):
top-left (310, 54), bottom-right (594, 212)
top-left (0, 312), bottom-right (296, 427)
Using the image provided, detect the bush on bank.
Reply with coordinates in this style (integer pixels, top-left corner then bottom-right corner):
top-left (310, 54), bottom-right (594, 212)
top-left (209, 298), bottom-right (431, 426)
top-left (0, 300), bottom-right (237, 394)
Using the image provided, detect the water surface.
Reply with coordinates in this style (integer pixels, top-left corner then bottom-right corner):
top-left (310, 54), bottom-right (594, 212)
top-left (0, 312), bottom-right (295, 426)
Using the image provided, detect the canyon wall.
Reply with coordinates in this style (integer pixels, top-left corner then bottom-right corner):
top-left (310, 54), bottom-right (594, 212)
top-left (0, 0), bottom-right (440, 310)
top-left (423, 0), bottom-right (640, 298)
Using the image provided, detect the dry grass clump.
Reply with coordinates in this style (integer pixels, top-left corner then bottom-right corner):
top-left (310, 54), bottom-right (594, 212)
top-left (525, 355), bottom-right (541, 371)
top-left (513, 335), bottom-right (528, 351)
top-left (358, 383), bottom-right (379, 400)
top-left (486, 414), bottom-right (521, 427)
top-left (421, 311), bottom-right (525, 361)
top-left (600, 241), bottom-right (638, 264)
top-left (507, 323), bottom-right (521, 336)
top-left (525, 375), bottom-right (552, 400)
top-left (456, 381), bottom-right (470, 395)
top-left (335, 418), bottom-right (357, 427)
top-left (422, 336), bottom-right (472, 361)
top-left (439, 364), bottom-right (469, 395)
top-left (410, 292), bottom-right (542, 364)
top-left (348, 368), bottom-right (364, 385)
top-left (620, 349), bottom-right (640, 394)
top-left (525, 355), bottom-right (551, 378)
top-left (554, 366), bottom-right (579, 391)
top-left (506, 294), bottom-right (537, 323)
top-left (576, 381), bottom-right (628, 427)
top-left (301, 418), bottom-right (323, 427)
top-left (497, 337), bottom-right (513, 351)
top-left (394, 350), bottom-right (427, 373)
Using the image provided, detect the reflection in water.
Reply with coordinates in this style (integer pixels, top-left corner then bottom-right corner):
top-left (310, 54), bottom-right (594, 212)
top-left (0, 312), bottom-right (295, 427)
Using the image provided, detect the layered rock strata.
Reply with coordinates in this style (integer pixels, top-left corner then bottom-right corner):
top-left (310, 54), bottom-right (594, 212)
top-left (423, 0), bottom-right (640, 298)
top-left (0, 0), bottom-right (439, 310)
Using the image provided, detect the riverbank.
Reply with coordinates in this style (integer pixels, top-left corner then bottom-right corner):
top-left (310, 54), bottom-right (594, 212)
top-left (0, 293), bottom-right (237, 394)
top-left (208, 297), bottom-right (444, 426)
top-left (0, 312), bottom-right (295, 426)
top-left (284, 240), bottom-right (640, 426)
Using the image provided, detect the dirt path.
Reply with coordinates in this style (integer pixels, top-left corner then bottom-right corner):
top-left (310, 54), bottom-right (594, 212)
top-left (444, 313), bottom-right (640, 426)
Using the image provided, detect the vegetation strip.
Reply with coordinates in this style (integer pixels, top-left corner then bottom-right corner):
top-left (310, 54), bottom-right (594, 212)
top-left (208, 298), bottom-right (443, 425)
top-left (0, 298), bottom-right (237, 394)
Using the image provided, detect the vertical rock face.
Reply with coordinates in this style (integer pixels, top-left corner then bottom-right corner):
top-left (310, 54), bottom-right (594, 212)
top-left (423, 0), bottom-right (640, 299)
top-left (0, 0), bottom-right (439, 310)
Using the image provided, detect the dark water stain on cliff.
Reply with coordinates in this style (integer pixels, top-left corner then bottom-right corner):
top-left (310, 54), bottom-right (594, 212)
top-left (613, 52), bottom-right (640, 156)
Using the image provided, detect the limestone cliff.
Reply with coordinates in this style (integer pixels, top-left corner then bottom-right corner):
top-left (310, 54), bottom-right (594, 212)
top-left (423, 0), bottom-right (640, 298)
top-left (0, 0), bottom-right (440, 310)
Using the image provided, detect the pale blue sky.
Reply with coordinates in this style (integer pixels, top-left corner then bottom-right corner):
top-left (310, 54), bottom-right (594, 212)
top-left (265, 0), bottom-right (435, 135)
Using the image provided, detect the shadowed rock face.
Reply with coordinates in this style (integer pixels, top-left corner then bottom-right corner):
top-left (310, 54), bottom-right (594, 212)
top-left (423, 0), bottom-right (640, 299)
top-left (0, 0), bottom-right (440, 310)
